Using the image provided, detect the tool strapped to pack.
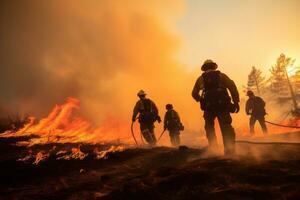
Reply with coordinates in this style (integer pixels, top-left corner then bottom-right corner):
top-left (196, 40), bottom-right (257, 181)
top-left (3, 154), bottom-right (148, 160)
top-left (200, 71), bottom-right (231, 112)
top-left (138, 99), bottom-right (157, 124)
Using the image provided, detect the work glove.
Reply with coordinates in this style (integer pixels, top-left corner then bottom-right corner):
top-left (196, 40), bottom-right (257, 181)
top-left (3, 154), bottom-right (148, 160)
top-left (132, 117), bottom-right (136, 122)
top-left (179, 123), bottom-right (185, 131)
top-left (157, 116), bottom-right (162, 123)
top-left (234, 102), bottom-right (240, 113)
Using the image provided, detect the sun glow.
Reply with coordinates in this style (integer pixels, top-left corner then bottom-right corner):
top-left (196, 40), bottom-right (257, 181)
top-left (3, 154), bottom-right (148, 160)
top-left (287, 63), bottom-right (299, 77)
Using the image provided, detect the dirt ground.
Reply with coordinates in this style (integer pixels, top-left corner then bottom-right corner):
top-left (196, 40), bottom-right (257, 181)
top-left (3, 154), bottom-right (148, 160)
top-left (1, 134), bottom-right (300, 200)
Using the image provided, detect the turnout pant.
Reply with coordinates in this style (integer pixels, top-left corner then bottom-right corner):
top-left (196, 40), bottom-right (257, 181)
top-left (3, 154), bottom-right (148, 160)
top-left (140, 123), bottom-right (157, 146)
top-left (204, 111), bottom-right (236, 155)
top-left (168, 130), bottom-right (180, 147)
top-left (250, 115), bottom-right (268, 134)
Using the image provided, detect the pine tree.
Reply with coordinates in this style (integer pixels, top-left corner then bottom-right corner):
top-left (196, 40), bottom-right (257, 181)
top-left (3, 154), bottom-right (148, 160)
top-left (269, 53), bottom-right (297, 109)
top-left (247, 66), bottom-right (265, 95)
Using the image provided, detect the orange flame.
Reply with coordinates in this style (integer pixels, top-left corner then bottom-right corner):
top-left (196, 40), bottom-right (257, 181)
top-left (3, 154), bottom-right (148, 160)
top-left (57, 147), bottom-right (88, 160)
top-left (33, 151), bottom-right (50, 165)
top-left (17, 145), bottom-right (126, 165)
top-left (94, 145), bottom-right (125, 159)
top-left (0, 97), bottom-right (131, 146)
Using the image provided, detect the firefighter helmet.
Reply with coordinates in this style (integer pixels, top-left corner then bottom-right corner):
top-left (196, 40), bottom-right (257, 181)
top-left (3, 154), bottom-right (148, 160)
top-left (137, 90), bottom-right (146, 97)
top-left (201, 59), bottom-right (218, 71)
top-left (247, 90), bottom-right (254, 96)
top-left (166, 104), bottom-right (173, 110)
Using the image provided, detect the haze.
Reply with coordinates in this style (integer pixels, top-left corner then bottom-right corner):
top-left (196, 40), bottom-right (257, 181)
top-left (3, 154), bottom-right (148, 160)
top-left (0, 0), bottom-right (299, 137)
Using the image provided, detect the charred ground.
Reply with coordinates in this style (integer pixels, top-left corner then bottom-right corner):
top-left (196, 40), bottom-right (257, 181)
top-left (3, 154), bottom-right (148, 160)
top-left (1, 134), bottom-right (300, 200)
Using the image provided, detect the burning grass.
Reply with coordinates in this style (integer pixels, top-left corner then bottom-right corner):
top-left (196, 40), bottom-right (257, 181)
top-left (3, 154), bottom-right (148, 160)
top-left (16, 144), bottom-right (125, 165)
top-left (0, 97), bottom-right (131, 146)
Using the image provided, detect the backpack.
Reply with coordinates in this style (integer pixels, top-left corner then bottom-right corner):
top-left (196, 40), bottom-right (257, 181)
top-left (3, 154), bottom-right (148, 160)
top-left (252, 97), bottom-right (266, 116)
top-left (139, 99), bottom-right (156, 124)
top-left (200, 71), bottom-right (231, 111)
top-left (165, 110), bottom-right (183, 131)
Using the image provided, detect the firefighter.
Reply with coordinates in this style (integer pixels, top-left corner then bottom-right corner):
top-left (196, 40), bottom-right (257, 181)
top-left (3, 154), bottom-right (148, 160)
top-left (164, 104), bottom-right (184, 147)
top-left (245, 90), bottom-right (268, 135)
top-left (132, 90), bottom-right (161, 146)
top-left (192, 59), bottom-right (240, 156)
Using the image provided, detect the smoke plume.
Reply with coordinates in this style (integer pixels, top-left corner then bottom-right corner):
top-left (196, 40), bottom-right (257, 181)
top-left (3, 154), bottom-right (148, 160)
top-left (0, 0), bottom-right (188, 125)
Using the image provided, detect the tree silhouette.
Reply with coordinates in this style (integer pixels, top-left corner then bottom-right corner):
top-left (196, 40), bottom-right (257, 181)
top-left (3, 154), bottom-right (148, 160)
top-left (269, 53), bottom-right (297, 109)
top-left (247, 66), bottom-right (265, 95)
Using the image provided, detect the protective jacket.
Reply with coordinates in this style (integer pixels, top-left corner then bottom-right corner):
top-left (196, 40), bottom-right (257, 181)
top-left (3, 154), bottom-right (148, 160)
top-left (164, 109), bottom-right (183, 131)
top-left (246, 96), bottom-right (266, 117)
top-left (192, 70), bottom-right (239, 112)
top-left (132, 98), bottom-right (159, 124)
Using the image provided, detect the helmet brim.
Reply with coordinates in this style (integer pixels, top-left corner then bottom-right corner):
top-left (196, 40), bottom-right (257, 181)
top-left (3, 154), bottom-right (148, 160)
top-left (201, 62), bottom-right (218, 71)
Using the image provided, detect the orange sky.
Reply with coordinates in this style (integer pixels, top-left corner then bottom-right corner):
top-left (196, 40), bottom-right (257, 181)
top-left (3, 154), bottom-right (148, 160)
top-left (177, 0), bottom-right (300, 85)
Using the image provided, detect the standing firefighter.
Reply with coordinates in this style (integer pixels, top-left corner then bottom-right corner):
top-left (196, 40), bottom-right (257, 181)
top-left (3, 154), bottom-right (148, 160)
top-left (132, 90), bottom-right (161, 146)
top-left (245, 90), bottom-right (268, 135)
top-left (164, 104), bottom-right (184, 146)
top-left (192, 60), bottom-right (240, 155)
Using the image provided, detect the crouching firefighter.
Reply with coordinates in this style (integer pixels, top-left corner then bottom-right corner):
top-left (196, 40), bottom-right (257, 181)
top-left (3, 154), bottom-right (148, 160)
top-left (192, 60), bottom-right (240, 156)
top-left (132, 90), bottom-right (161, 146)
top-left (164, 104), bottom-right (184, 147)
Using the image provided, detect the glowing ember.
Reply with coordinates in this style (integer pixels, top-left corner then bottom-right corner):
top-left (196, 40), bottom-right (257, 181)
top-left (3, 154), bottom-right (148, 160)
top-left (56, 150), bottom-right (68, 155)
top-left (57, 147), bottom-right (88, 160)
top-left (17, 154), bottom-right (33, 163)
top-left (94, 145), bottom-right (125, 159)
top-left (33, 151), bottom-right (50, 165)
top-left (17, 145), bottom-right (126, 165)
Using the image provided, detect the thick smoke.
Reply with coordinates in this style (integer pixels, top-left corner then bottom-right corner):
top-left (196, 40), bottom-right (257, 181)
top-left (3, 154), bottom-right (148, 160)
top-left (0, 0), bottom-right (188, 125)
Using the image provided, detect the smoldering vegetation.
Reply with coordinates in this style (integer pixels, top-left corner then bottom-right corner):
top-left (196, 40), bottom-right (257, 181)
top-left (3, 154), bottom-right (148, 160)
top-left (1, 133), bottom-right (300, 199)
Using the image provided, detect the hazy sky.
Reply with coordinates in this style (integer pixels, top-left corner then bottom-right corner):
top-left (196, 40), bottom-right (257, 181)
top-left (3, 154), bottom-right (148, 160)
top-left (177, 0), bottom-right (300, 84)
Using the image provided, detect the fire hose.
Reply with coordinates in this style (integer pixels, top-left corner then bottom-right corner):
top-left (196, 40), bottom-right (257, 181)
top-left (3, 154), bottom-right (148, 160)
top-left (265, 120), bottom-right (300, 129)
top-left (133, 120), bottom-right (300, 145)
top-left (131, 120), bottom-right (147, 146)
top-left (131, 120), bottom-right (166, 145)
top-left (130, 122), bottom-right (138, 146)
top-left (157, 129), bottom-right (166, 143)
